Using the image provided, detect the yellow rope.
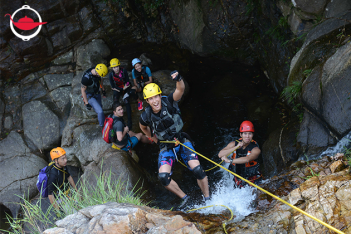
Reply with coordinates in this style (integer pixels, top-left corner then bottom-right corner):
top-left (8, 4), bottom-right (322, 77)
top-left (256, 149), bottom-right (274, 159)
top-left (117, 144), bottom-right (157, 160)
top-left (186, 204), bottom-right (233, 234)
top-left (160, 140), bottom-right (345, 234)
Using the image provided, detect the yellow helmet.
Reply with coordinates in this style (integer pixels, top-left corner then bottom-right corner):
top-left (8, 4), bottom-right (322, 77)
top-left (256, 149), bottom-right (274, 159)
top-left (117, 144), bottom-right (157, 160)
top-left (95, 64), bottom-right (108, 77)
top-left (110, 58), bottom-right (120, 68)
top-left (50, 147), bottom-right (66, 161)
top-left (143, 83), bottom-right (162, 99)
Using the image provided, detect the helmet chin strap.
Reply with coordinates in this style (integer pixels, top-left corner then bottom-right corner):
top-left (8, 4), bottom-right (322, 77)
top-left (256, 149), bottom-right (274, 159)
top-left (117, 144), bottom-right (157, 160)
top-left (55, 159), bottom-right (63, 168)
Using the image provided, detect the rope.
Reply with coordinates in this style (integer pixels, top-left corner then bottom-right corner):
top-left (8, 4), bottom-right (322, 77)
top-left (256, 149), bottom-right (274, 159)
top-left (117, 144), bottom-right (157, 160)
top-left (186, 204), bottom-right (234, 234)
top-left (160, 140), bottom-right (345, 234)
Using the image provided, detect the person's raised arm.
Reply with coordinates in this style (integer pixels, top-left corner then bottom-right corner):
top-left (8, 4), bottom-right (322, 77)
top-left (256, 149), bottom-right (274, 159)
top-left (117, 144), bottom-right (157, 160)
top-left (218, 141), bottom-right (238, 162)
top-left (171, 71), bottom-right (185, 102)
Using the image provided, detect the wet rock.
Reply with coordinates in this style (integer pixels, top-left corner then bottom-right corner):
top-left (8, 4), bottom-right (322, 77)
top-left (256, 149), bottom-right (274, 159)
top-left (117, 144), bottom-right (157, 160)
top-left (21, 80), bottom-right (48, 103)
top-left (4, 115), bottom-right (12, 130)
top-left (49, 65), bottom-right (69, 74)
top-left (43, 73), bottom-right (73, 91)
top-left (325, 0), bottom-right (351, 18)
top-left (4, 85), bottom-right (22, 129)
top-left (329, 160), bottom-right (345, 173)
top-left (50, 17), bottom-right (82, 51)
top-left (75, 39), bottom-right (110, 70)
top-left (0, 98), bottom-right (4, 132)
top-left (153, 70), bottom-right (190, 98)
top-left (52, 51), bottom-right (73, 65)
top-left (293, 0), bottom-right (328, 15)
top-left (44, 203), bottom-right (200, 234)
top-left (78, 6), bottom-right (99, 35)
top-left (22, 101), bottom-right (60, 151)
top-left (289, 188), bottom-right (303, 206)
top-left (49, 87), bottom-right (71, 112)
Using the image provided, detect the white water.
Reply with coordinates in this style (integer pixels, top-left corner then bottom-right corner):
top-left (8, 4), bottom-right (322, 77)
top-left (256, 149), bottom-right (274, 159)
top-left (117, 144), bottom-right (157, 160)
top-left (191, 164), bottom-right (259, 222)
top-left (319, 131), bottom-right (351, 158)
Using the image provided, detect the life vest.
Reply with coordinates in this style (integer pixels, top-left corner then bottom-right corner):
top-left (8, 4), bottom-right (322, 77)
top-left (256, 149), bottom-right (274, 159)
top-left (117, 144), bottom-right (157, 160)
top-left (113, 69), bottom-right (124, 89)
top-left (83, 68), bottom-right (101, 95)
top-left (230, 139), bottom-right (261, 181)
top-left (133, 66), bottom-right (150, 83)
top-left (144, 96), bottom-right (183, 141)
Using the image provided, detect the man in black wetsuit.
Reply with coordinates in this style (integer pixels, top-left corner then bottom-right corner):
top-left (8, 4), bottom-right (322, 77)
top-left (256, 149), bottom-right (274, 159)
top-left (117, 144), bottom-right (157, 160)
top-left (47, 147), bottom-right (77, 211)
top-left (139, 71), bottom-right (210, 209)
top-left (218, 121), bottom-right (262, 187)
top-left (81, 64), bottom-right (108, 127)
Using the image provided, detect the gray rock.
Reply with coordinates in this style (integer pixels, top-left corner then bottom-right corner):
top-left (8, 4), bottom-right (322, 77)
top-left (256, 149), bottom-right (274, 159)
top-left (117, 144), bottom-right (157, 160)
top-left (0, 131), bottom-right (31, 161)
top-left (302, 65), bottom-right (323, 112)
top-left (169, 0), bottom-right (205, 54)
top-left (43, 73), bottom-right (73, 91)
top-left (4, 86), bottom-right (22, 129)
top-left (0, 155), bottom-right (47, 217)
top-left (49, 65), bottom-right (69, 73)
top-left (325, 0), bottom-right (351, 18)
top-left (22, 101), bottom-right (60, 151)
top-left (78, 6), bottom-right (99, 36)
top-left (139, 53), bottom-right (153, 66)
top-left (297, 111), bottom-right (336, 155)
top-left (0, 99), bottom-right (4, 133)
top-left (21, 81), bottom-right (47, 103)
top-left (21, 73), bottom-right (39, 84)
top-left (76, 39), bottom-right (110, 70)
top-left (52, 51), bottom-right (73, 65)
top-left (72, 71), bottom-right (84, 88)
top-left (49, 87), bottom-right (71, 111)
top-left (321, 42), bottom-right (351, 136)
top-left (4, 116), bottom-right (12, 130)
top-left (293, 0), bottom-right (328, 15)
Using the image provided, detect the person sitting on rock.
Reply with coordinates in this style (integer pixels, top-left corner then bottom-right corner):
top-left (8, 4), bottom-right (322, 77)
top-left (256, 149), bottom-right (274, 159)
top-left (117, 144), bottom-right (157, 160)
top-left (110, 101), bottom-right (151, 152)
top-left (108, 58), bottom-right (137, 129)
top-left (131, 58), bottom-right (153, 111)
top-left (81, 64), bottom-right (108, 127)
top-left (218, 121), bottom-right (262, 188)
top-left (139, 71), bottom-right (210, 209)
top-left (47, 147), bottom-right (77, 212)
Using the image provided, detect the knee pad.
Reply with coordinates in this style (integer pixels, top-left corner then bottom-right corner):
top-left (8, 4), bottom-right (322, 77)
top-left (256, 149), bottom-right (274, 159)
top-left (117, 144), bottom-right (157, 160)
top-left (193, 165), bottom-right (207, 180)
top-left (158, 173), bottom-right (171, 186)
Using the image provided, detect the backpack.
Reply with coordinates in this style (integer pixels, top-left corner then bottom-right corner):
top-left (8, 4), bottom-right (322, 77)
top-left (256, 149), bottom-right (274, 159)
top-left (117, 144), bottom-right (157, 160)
top-left (36, 162), bottom-right (55, 197)
top-left (102, 115), bottom-right (116, 143)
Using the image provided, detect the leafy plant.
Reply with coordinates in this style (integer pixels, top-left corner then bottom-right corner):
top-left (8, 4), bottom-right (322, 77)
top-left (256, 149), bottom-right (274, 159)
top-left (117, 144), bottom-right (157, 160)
top-left (303, 69), bottom-right (312, 78)
top-left (281, 81), bottom-right (304, 122)
top-left (300, 168), bottom-right (320, 180)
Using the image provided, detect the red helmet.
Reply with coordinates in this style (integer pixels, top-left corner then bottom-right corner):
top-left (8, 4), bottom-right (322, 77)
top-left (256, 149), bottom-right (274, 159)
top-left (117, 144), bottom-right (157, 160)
top-left (240, 121), bottom-right (254, 132)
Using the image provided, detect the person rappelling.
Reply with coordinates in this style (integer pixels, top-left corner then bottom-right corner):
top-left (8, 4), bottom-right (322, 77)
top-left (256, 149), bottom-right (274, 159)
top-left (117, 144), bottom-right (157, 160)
top-left (139, 71), bottom-right (210, 209)
top-left (218, 121), bottom-right (262, 188)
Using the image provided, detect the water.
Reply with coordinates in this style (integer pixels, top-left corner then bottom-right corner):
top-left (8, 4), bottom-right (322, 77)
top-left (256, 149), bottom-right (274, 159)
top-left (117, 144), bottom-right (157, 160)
top-left (319, 131), bottom-right (351, 158)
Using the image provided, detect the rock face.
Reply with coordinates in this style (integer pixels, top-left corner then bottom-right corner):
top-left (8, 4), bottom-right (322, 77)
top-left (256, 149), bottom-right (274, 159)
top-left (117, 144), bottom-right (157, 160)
top-left (0, 131), bottom-right (47, 217)
top-left (43, 202), bottom-right (200, 234)
top-left (22, 101), bottom-right (60, 151)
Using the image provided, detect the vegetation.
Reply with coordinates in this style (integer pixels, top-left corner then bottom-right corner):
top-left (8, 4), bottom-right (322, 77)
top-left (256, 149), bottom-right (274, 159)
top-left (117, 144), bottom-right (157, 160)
top-left (1, 168), bottom-right (145, 234)
top-left (300, 167), bottom-right (320, 180)
top-left (343, 141), bottom-right (351, 168)
top-left (281, 81), bottom-right (304, 122)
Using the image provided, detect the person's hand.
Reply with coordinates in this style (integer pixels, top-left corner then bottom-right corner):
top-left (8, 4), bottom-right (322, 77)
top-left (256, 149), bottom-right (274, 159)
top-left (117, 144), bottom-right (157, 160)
top-left (151, 136), bottom-right (158, 144)
top-left (85, 103), bottom-right (92, 110)
top-left (123, 83), bottom-right (130, 90)
top-left (102, 90), bottom-right (107, 98)
top-left (222, 157), bottom-right (232, 163)
top-left (236, 141), bottom-right (244, 149)
top-left (170, 70), bottom-right (182, 81)
top-left (124, 126), bottom-right (129, 133)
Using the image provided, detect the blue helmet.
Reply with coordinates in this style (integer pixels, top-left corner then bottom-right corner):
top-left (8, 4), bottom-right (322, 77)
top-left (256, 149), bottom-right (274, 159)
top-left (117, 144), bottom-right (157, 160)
top-left (132, 58), bottom-right (141, 67)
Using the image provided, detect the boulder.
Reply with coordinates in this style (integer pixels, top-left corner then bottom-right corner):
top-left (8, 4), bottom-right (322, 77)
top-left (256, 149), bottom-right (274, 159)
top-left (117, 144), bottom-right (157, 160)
top-left (293, 0), bottom-right (328, 15)
top-left (324, 0), bottom-right (351, 18)
top-left (0, 131), bottom-right (47, 217)
top-left (152, 70), bottom-right (190, 98)
top-left (4, 115), bottom-right (12, 130)
top-left (43, 73), bottom-right (73, 91)
top-left (43, 203), bottom-right (200, 234)
top-left (52, 51), bottom-right (73, 65)
top-left (49, 87), bottom-right (72, 112)
top-left (21, 80), bottom-right (48, 103)
top-left (75, 39), bottom-right (110, 70)
top-left (22, 101), bottom-right (60, 151)
top-left (4, 86), bottom-right (22, 129)
top-left (0, 98), bottom-right (4, 133)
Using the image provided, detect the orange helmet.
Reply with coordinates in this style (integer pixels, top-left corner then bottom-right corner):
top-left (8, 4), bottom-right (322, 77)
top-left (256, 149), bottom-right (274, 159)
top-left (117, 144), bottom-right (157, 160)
top-left (240, 121), bottom-right (254, 132)
top-left (50, 147), bottom-right (66, 160)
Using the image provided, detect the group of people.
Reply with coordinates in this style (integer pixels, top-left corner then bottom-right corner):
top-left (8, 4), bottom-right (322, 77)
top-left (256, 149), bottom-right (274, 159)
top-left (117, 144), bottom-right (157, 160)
top-left (46, 58), bottom-right (263, 212)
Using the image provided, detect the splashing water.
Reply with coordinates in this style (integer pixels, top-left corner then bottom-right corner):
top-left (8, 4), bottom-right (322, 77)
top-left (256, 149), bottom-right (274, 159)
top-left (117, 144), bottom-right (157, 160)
top-left (191, 165), bottom-right (258, 222)
top-left (319, 131), bottom-right (351, 158)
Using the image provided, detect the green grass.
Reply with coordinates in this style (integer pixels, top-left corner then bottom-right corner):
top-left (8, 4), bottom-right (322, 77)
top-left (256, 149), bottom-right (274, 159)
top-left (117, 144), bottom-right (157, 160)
top-left (300, 167), bottom-right (320, 180)
top-left (281, 81), bottom-right (304, 122)
top-left (1, 166), bottom-right (146, 234)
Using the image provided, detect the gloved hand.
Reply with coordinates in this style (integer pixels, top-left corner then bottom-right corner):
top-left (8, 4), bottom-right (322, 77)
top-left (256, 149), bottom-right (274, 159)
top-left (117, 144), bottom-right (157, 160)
top-left (102, 90), bottom-right (107, 96)
top-left (86, 103), bottom-right (92, 110)
top-left (170, 70), bottom-right (182, 81)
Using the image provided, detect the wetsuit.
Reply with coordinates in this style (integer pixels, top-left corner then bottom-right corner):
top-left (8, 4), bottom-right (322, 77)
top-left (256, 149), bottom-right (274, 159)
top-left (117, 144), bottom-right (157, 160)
top-left (81, 67), bottom-right (105, 127)
top-left (47, 165), bottom-right (70, 197)
top-left (139, 93), bottom-right (197, 173)
top-left (108, 68), bottom-right (133, 128)
top-left (229, 139), bottom-right (262, 187)
top-left (111, 115), bottom-right (138, 151)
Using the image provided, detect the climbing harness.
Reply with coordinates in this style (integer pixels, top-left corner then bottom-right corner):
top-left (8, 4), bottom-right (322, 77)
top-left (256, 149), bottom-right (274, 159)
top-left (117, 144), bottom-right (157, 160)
top-left (160, 139), bottom-right (345, 234)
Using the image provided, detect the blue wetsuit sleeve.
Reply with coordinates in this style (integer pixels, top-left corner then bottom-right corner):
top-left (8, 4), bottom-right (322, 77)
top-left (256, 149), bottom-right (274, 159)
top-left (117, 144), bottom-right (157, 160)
top-left (109, 72), bottom-right (116, 89)
top-left (132, 69), bottom-right (136, 79)
top-left (145, 67), bottom-right (152, 77)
